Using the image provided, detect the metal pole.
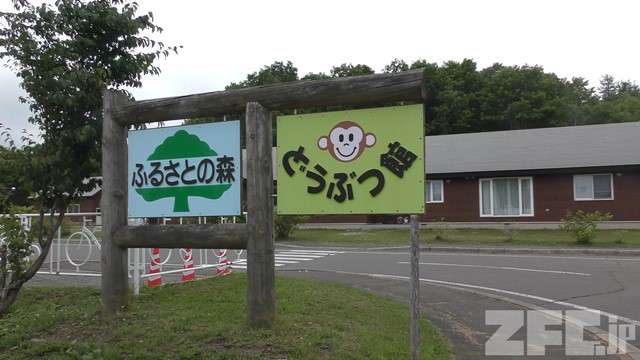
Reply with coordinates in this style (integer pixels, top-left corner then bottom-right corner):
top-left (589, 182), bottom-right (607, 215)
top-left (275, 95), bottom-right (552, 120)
top-left (410, 214), bottom-right (420, 359)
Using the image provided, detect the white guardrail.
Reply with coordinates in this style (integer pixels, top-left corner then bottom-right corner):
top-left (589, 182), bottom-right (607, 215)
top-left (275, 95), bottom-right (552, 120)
top-left (0, 212), bottom-right (246, 295)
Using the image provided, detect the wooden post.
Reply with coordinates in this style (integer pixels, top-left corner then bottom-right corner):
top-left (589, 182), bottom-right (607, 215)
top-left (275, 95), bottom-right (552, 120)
top-left (410, 214), bottom-right (420, 359)
top-left (245, 102), bottom-right (275, 329)
top-left (101, 89), bottom-right (130, 314)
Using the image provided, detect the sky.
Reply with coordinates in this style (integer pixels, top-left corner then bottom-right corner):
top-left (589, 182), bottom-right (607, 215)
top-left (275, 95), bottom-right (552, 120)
top-left (1, 0), bottom-right (639, 143)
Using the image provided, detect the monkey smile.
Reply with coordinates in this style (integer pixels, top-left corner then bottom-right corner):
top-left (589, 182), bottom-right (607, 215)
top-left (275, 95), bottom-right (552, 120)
top-left (337, 147), bottom-right (357, 158)
top-left (319, 122), bottom-right (376, 162)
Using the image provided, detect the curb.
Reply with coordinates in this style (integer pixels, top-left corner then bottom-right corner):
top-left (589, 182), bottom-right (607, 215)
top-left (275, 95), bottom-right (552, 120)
top-left (277, 242), bottom-right (640, 257)
top-left (421, 245), bottom-right (640, 257)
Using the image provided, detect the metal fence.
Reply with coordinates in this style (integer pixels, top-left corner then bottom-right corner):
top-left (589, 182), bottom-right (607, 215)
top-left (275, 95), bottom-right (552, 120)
top-left (0, 212), bottom-right (246, 294)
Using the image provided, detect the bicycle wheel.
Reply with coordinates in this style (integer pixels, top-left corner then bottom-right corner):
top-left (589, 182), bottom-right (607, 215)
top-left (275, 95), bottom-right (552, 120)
top-left (65, 231), bottom-right (93, 267)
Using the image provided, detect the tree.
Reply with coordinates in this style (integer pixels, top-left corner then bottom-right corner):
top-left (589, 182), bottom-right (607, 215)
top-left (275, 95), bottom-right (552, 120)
top-left (0, 0), bottom-right (178, 316)
top-left (617, 80), bottom-right (640, 97)
top-left (330, 63), bottom-right (375, 77)
top-left (586, 93), bottom-right (640, 124)
top-left (0, 135), bottom-right (30, 211)
top-left (226, 60), bottom-right (298, 89)
top-left (598, 74), bottom-right (618, 100)
top-left (476, 64), bottom-right (577, 131)
top-left (564, 77), bottom-right (596, 126)
top-left (301, 72), bottom-right (330, 81)
top-left (383, 58), bottom-right (409, 73)
top-left (427, 59), bottom-right (482, 134)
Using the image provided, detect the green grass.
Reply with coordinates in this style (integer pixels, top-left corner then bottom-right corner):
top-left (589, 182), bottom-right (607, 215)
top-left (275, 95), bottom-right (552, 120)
top-left (284, 228), bottom-right (640, 247)
top-left (1, 275), bottom-right (451, 360)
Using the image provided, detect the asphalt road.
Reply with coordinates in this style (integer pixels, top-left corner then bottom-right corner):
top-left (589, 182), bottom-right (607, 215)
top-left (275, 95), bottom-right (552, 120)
top-left (269, 245), bottom-right (640, 359)
top-left (31, 243), bottom-right (640, 359)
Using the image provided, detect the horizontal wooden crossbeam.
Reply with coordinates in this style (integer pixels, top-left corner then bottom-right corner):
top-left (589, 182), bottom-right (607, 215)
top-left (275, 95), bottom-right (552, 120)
top-left (111, 69), bottom-right (427, 125)
top-left (113, 223), bottom-right (248, 249)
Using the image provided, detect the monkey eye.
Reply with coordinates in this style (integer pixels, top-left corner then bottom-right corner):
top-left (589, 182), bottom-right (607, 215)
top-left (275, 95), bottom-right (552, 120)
top-left (339, 134), bottom-right (344, 142)
top-left (349, 134), bottom-right (354, 142)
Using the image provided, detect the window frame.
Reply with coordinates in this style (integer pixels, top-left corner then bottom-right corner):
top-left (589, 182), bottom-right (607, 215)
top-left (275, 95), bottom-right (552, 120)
top-left (425, 180), bottom-right (444, 203)
top-left (67, 203), bottom-right (80, 214)
top-left (573, 174), bottom-right (614, 201)
top-left (479, 177), bottom-right (534, 217)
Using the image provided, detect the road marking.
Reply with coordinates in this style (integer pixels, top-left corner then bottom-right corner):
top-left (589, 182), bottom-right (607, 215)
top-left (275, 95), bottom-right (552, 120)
top-left (431, 252), bottom-right (640, 262)
top-left (274, 256), bottom-right (316, 261)
top-left (270, 259), bottom-right (299, 264)
top-left (286, 249), bottom-right (340, 254)
top-left (398, 261), bottom-right (590, 276)
top-left (277, 254), bottom-right (327, 259)
top-left (333, 250), bottom-right (640, 262)
top-left (364, 272), bottom-right (640, 328)
top-left (231, 250), bottom-right (343, 268)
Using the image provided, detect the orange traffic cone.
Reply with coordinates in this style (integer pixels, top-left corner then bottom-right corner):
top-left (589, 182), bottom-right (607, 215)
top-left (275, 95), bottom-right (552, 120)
top-left (181, 248), bottom-right (196, 282)
top-left (147, 247), bottom-right (162, 287)
top-left (216, 250), bottom-right (230, 276)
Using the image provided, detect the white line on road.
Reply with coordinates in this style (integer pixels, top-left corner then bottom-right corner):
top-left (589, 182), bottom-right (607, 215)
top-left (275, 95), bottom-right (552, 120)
top-left (268, 259), bottom-right (300, 264)
top-left (333, 250), bottom-right (640, 262)
top-left (364, 272), bottom-right (640, 328)
top-left (398, 261), bottom-right (590, 276)
top-left (276, 254), bottom-right (327, 258)
top-left (284, 250), bottom-right (344, 254)
top-left (274, 256), bottom-right (316, 261)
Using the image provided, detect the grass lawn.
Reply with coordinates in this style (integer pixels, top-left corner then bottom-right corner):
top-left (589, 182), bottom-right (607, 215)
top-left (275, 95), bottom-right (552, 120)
top-left (1, 274), bottom-right (452, 360)
top-left (284, 228), bottom-right (640, 247)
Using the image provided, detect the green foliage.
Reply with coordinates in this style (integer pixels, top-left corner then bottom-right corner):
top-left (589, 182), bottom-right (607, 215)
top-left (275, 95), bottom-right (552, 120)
top-left (188, 57), bottom-right (640, 142)
top-left (30, 216), bottom-right (75, 237)
top-left (330, 63), bottom-right (375, 77)
top-left (1, 0), bottom-right (179, 211)
top-left (0, 205), bottom-right (35, 284)
top-left (0, 144), bottom-right (30, 211)
top-left (560, 210), bottom-right (613, 244)
top-left (0, 0), bottom-right (177, 316)
top-left (383, 58), bottom-right (409, 73)
top-left (502, 223), bottom-right (519, 242)
top-left (412, 59), bottom-right (640, 134)
top-left (429, 218), bottom-right (455, 241)
top-left (226, 60), bottom-right (298, 89)
top-left (275, 214), bottom-right (309, 240)
top-left (614, 229), bottom-right (627, 244)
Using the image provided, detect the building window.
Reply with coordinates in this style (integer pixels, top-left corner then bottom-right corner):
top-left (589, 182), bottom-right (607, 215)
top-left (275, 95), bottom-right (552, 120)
top-left (480, 177), bottom-right (533, 217)
top-left (67, 204), bottom-right (80, 213)
top-left (574, 174), bottom-right (613, 200)
top-left (426, 180), bottom-right (444, 203)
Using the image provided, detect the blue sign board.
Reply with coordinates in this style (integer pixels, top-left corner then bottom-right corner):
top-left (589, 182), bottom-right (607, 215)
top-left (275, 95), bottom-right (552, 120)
top-left (128, 122), bottom-right (241, 217)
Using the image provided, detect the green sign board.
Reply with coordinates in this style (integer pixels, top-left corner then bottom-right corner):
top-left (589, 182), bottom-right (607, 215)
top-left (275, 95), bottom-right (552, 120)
top-left (277, 105), bottom-right (425, 215)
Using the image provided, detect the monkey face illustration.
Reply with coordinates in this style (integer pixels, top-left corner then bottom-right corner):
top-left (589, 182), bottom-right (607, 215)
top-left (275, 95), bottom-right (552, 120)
top-left (318, 121), bottom-right (376, 162)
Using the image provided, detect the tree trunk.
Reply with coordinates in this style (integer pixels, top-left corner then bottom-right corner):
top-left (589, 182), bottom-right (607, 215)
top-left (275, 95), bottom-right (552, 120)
top-left (0, 214), bottom-right (59, 318)
top-left (0, 285), bottom-right (21, 317)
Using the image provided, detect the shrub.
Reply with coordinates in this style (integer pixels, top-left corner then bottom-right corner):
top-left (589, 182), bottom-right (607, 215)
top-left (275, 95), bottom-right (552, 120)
top-left (0, 205), bottom-right (36, 281)
top-left (559, 210), bottom-right (613, 244)
top-left (274, 215), bottom-right (309, 240)
top-left (60, 217), bottom-right (76, 237)
top-left (429, 218), bottom-right (455, 241)
top-left (613, 230), bottom-right (627, 244)
top-left (31, 215), bottom-right (76, 237)
top-left (502, 223), bottom-right (518, 242)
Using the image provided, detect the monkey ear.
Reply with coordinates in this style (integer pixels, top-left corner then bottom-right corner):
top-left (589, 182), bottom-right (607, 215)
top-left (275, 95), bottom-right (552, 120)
top-left (318, 136), bottom-right (328, 150)
top-left (365, 133), bottom-right (376, 147)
